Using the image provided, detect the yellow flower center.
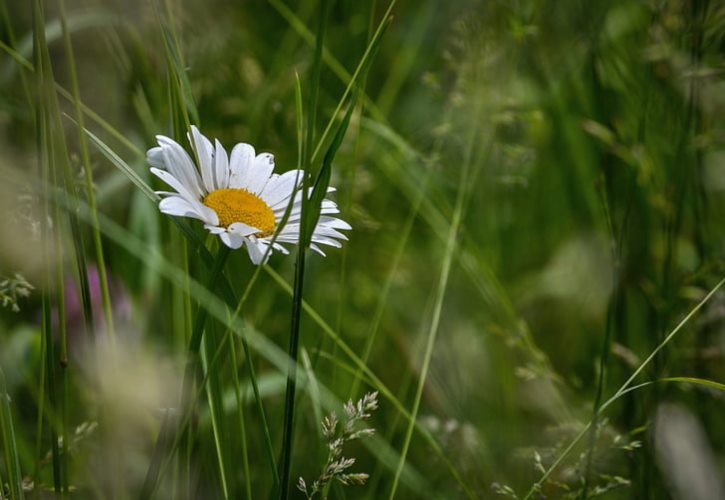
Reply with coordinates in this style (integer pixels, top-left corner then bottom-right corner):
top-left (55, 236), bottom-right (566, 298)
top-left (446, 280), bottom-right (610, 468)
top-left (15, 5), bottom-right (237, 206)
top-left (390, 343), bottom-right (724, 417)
top-left (203, 188), bottom-right (276, 236)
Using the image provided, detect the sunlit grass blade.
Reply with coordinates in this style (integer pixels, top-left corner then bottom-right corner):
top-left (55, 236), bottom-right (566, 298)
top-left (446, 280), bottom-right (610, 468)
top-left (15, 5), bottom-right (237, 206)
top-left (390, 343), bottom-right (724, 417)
top-left (139, 245), bottom-right (228, 499)
top-left (362, 116), bottom-right (554, 376)
top-left (349, 173), bottom-right (428, 398)
top-left (82, 125), bottom-right (157, 201)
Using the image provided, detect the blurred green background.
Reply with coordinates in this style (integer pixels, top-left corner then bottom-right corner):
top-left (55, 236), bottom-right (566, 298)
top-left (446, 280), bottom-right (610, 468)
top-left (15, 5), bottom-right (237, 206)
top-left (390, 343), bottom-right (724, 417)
top-left (1, 0), bottom-right (724, 498)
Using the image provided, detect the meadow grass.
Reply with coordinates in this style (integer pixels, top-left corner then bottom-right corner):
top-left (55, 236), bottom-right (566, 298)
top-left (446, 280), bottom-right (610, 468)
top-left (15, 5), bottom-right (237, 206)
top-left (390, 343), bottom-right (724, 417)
top-left (0, 0), bottom-right (724, 499)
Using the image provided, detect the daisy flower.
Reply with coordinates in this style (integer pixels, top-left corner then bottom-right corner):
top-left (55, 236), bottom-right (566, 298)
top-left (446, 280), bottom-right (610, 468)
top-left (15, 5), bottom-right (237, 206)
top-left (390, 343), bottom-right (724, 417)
top-left (147, 126), bottom-right (351, 264)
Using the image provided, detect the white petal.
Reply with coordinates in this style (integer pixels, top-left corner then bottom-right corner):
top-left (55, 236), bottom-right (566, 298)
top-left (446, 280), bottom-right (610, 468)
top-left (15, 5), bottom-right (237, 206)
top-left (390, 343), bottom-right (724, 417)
top-left (316, 205), bottom-right (341, 217)
top-left (309, 243), bottom-right (327, 256)
top-left (214, 139), bottom-right (230, 189)
top-left (159, 196), bottom-right (210, 222)
top-left (271, 242), bottom-right (289, 254)
top-left (312, 225), bottom-right (348, 240)
top-left (321, 199), bottom-right (339, 210)
top-left (245, 240), bottom-right (266, 265)
top-left (150, 168), bottom-right (199, 204)
top-left (246, 153), bottom-right (275, 194)
top-left (228, 222), bottom-right (260, 236)
top-left (204, 224), bottom-right (226, 234)
top-left (280, 223), bottom-right (346, 241)
top-left (152, 173), bottom-right (220, 226)
top-left (261, 169), bottom-right (303, 208)
top-left (310, 235), bottom-right (343, 248)
top-left (273, 199), bottom-right (338, 218)
top-left (219, 231), bottom-right (245, 249)
top-left (274, 235), bottom-right (301, 244)
top-left (228, 143), bottom-right (256, 189)
top-left (147, 146), bottom-right (165, 168)
top-left (318, 216), bottom-right (352, 230)
top-left (274, 205), bottom-right (301, 220)
top-left (189, 126), bottom-right (215, 192)
top-left (156, 136), bottom-right (204, 199)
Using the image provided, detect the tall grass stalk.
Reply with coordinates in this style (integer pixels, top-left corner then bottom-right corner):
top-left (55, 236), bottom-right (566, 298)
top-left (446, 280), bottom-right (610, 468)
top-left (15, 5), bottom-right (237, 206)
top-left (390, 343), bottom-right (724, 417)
top-left (32, 1), bottom-right (61, 493)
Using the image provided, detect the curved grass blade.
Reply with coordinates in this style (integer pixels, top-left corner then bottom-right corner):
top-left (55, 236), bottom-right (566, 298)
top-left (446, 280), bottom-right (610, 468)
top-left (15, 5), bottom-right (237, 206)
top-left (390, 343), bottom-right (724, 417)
top-left (303, 99), bottom-right (355, 247)
top-left (83, 125), bottom-right (158, 201)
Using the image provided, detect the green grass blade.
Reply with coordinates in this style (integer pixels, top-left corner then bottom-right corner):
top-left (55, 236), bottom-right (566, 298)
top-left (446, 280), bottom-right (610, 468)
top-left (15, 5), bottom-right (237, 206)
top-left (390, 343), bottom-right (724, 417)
top-left (228, 338), bottom-right (253, 500)
top-left (83, 125), bottom-right (158, 201)
top-left (303, 99), bottom-right (355, 246)
top-left (58, 0), bottom-right (116, 344)
top-left (200, 328), bottom-right (232, 499)
top-left (0, 367), bottom-right (24, 500)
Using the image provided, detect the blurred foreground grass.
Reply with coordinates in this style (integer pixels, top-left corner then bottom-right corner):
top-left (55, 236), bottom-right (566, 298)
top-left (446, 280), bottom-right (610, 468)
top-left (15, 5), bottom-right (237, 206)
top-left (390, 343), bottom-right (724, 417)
top-left (1, 0), bottom-right (724, 498)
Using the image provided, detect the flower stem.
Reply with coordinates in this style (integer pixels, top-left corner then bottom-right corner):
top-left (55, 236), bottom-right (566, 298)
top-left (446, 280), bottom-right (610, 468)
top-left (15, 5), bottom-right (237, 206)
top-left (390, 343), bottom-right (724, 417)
top-left (279, 0), bottom-right (330, 496)
top-left (278, 247), bottom-right (307, 499)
